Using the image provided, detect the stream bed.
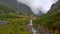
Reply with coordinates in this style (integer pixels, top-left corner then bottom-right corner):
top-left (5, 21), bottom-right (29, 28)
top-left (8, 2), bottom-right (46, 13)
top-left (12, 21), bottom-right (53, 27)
top-left (28, 19), bottom-right (40, 34)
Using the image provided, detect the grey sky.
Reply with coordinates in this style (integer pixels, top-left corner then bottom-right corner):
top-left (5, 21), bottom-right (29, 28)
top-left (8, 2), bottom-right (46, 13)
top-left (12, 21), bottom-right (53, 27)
top-left (17, 0), bottom-right (58, 15)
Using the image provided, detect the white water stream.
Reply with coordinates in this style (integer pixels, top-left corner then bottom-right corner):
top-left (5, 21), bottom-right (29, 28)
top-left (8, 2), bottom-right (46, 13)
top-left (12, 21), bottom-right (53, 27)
top-left (29, 19), bottom-right (51, 34)
top-left (29, 19), bottom-right (39, 34)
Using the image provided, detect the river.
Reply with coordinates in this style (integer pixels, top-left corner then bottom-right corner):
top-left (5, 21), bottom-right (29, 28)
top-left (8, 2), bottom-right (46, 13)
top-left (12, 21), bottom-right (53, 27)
top-left (28, 19), bottom-right (40, 34)
top-left (28, 19), bottom-right (51, 34)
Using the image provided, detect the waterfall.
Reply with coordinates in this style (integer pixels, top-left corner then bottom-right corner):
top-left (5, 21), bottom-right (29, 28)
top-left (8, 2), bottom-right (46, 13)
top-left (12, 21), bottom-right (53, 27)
top-left (29, 19), bottom-right (38, 34)
top-left (29, 19), bottom-right (52, 34)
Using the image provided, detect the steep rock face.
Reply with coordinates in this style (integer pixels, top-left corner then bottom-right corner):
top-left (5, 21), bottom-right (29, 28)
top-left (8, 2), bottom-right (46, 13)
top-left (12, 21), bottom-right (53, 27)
top-left (48, 0), bottom-right (60, 13)
top-left (0, 0), bottom-right (34, 16)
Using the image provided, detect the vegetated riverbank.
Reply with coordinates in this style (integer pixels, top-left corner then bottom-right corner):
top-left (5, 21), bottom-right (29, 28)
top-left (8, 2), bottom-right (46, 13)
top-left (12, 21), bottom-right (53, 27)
top-left (0, 4), bottom-right (35, 34)
top-left (33, 9), bottom-right (60, 34)
top-left (0, 16), bottom-right (34, 34)
top-left (33, 0), bottom-right (60, 34)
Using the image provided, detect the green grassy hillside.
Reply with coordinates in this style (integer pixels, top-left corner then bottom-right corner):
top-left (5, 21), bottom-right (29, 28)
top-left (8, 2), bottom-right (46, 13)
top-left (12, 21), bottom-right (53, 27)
top-left (0, 18), bottom-right (29, 34)
top-left (33, 6), bottom-right (60, 34)
top-left (33, 6), bottom-right (60, 31)
top-left (33, 0), bottom-right (60, 34)
top-left (0, 5), bottom-right (32, 34)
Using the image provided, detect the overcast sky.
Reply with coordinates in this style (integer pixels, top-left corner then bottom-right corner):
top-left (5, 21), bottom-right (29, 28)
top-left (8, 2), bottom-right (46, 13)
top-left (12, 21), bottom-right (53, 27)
top-left (17, 0), bottom-right (58, 15)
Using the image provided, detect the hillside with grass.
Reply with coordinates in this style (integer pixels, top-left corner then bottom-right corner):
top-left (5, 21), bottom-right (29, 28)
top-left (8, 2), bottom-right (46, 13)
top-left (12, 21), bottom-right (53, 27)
top-left (33, 0), bottom-right (60, 34)
top-left (0, 4), bottom-right (33, 34)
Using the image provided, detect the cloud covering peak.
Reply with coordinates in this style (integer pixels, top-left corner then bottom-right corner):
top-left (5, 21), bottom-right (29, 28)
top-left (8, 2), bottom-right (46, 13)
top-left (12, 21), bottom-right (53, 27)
top-left (17, 0), bottom-right (58, 15)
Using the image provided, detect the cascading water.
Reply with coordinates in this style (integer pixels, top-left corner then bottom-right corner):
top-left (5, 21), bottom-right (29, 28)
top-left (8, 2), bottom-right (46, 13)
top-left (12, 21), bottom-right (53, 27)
top-left (28, 19), bottom-right (39, 34)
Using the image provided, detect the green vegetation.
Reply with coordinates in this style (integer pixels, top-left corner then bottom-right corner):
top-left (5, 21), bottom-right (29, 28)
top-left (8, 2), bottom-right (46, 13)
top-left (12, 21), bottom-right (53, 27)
top-left (0, 4), bottom-right (32, 34)
top-left (33, 8), bottom-right (60, 34)
top-left (0, 5), bottom-right (16, 14)
top-left (0, 17), bottom-right (29, 34)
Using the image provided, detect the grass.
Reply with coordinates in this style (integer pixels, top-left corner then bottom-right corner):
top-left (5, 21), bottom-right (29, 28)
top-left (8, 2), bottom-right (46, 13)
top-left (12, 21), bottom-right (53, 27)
top-left (0, 17), bottom-right (29, 34)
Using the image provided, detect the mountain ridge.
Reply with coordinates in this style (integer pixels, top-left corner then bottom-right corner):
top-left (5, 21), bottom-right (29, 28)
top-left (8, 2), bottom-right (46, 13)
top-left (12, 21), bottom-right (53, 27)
top-left (0, 0), bottom-right (34, 16)
top-left (48, 0), bottom-right (60, 13)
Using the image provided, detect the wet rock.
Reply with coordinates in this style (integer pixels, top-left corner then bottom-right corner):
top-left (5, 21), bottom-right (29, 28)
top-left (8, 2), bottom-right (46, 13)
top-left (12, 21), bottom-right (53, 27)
top-left (0, 20), bottom-right (8, 25)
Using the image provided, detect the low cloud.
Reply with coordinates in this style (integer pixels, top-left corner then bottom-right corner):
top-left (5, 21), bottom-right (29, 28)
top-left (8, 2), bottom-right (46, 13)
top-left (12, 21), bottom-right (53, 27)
top-left (17, 0), bottom-right (58, 15)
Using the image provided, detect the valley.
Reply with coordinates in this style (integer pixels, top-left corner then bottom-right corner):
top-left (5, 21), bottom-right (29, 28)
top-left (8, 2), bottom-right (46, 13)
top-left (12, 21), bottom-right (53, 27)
top-left (0, 0), bottom-right (60, 34)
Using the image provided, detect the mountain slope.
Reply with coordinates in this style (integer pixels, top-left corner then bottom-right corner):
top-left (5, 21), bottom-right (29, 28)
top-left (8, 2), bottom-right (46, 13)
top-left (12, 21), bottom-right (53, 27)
top-left (0, 0), bottom-right (34, 16)
top-left (48, 0), bottom-right (60, 13)
top-left (33, 0), bottom-right (60, 34)
top-left (0, 4), bottom-right (32, 34)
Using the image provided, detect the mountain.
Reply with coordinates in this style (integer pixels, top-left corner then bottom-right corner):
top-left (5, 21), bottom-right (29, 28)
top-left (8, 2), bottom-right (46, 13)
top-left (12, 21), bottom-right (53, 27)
top-left (48, 0), bottom-right (60, 13)
top-left (33, 0), bottom-right (60, 34)
top-left (0, 0), bottom-right (34, 16)
top-left (16, 3), bottom-right (34, 15)
top-left (0, 0), bottom-right (17, 7)
top-left (0, 5), bottom-right (30, 33)
top-left (38, 11), bottom-right (44, 16)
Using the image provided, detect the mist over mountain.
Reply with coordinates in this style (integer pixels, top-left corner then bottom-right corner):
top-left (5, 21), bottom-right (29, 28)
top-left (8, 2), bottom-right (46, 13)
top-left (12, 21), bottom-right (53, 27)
top-left (48, 0), bottom-right (60, 13)
top-left (0, 0), bottom-right (59, 16)
top-left (17, 0), bottom-right (58, 15)
top-left (33, 0), bottom-right (60, 34)
top-left (0, 0), bottom-right (60, 34)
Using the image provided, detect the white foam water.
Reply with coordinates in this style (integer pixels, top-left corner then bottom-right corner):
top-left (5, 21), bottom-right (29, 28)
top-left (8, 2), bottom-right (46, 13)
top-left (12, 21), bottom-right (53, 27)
top-left (29, 19), bottom-right (38, 34)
